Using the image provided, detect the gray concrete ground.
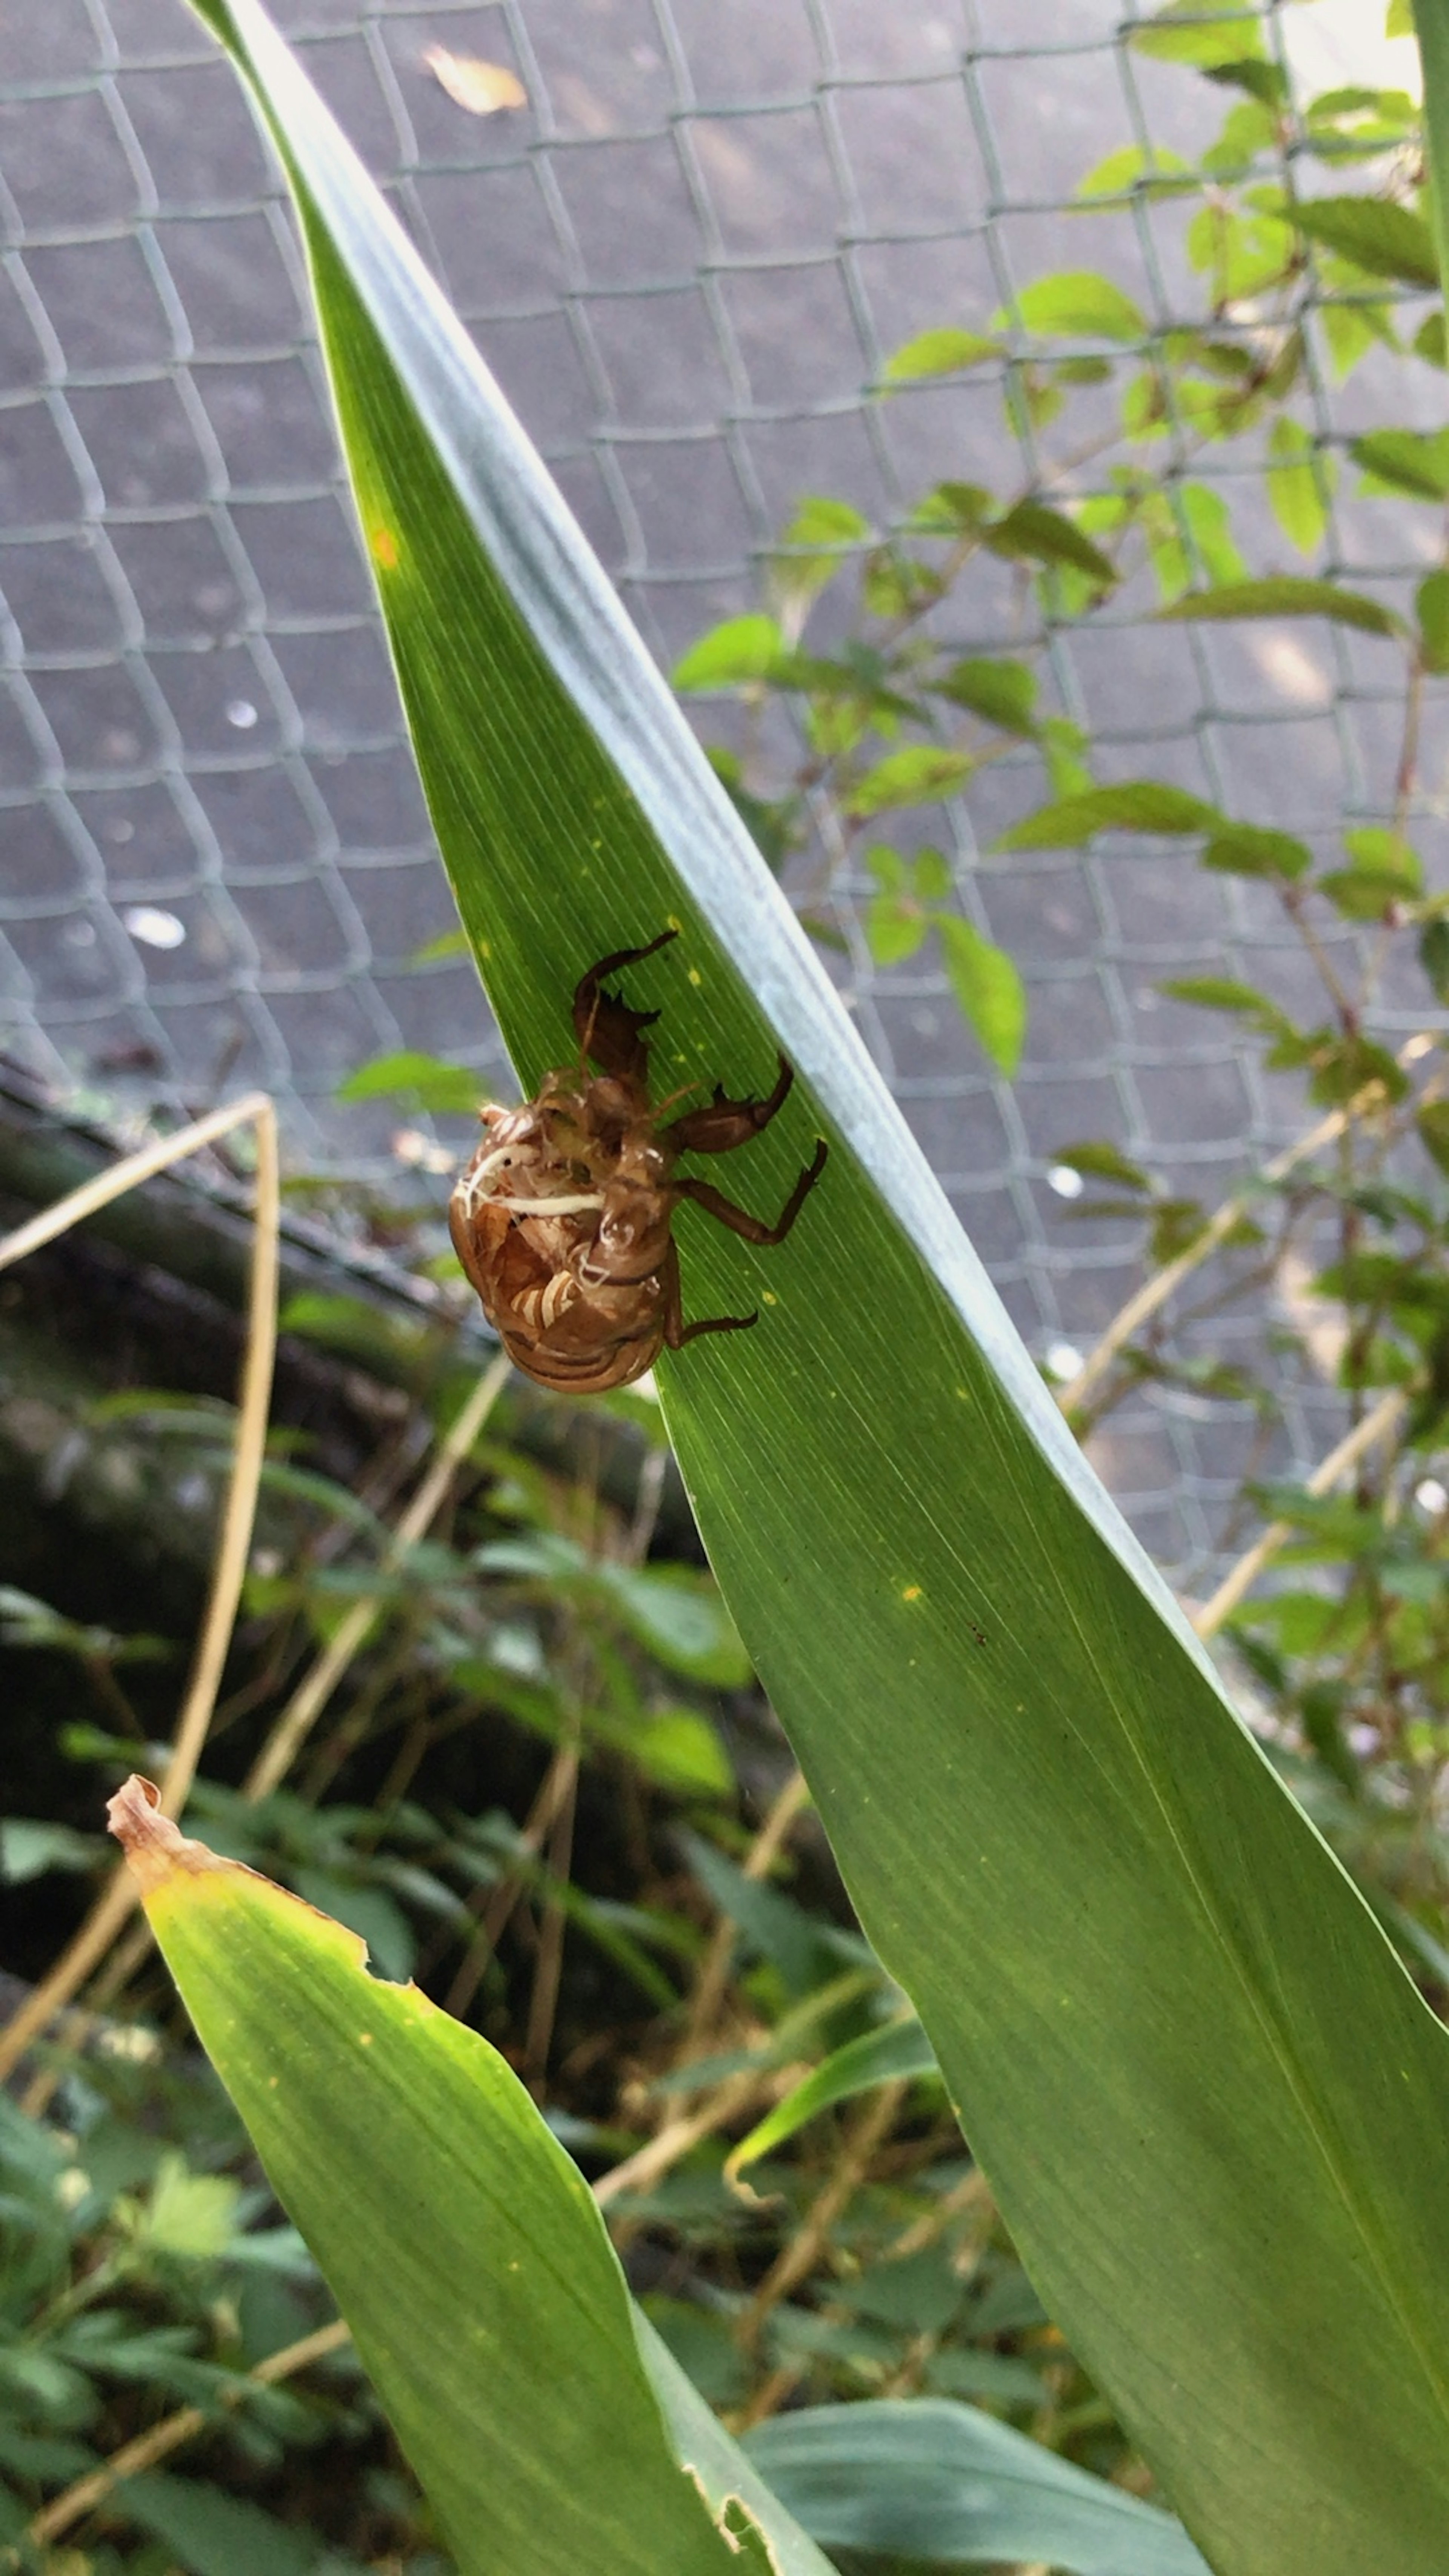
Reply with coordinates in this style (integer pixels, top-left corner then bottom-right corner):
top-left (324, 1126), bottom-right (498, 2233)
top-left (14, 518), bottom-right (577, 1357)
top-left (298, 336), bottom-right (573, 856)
top-left (0, 0), bottom-right (1435, 1568)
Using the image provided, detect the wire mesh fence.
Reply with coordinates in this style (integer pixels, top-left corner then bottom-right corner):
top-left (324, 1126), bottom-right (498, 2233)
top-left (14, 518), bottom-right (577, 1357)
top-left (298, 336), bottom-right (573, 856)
top-left (0, 0), bottom-right (1437, 1573)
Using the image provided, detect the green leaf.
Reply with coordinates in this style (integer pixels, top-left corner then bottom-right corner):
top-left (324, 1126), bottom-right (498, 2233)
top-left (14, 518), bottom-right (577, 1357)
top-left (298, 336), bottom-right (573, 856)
top-left (592, 1562), bottom-right (754, 1689)
top-left (771, 496), bottom-right (872, 613)
top-left (1293, 194), bottom-right (1440, 288)
top-left (1158, 577), bottom-right (1406, 637)
top-left (1318, 827), bottom-right (1423, 918)
top-left (1159, 976), bottom-right (1285, 1017)
top-left (846, 746), bottom-right (975, 817)
top-left (0, 1820), bottom-right (102, 1884)
top-left (984, 501), bottom-right (1118, 586)
top-left (1130, 0), bottom-right (1266, 69)
top-left (1267, 418), bottom-right (1331, 554)
top-left (934, 656), bottom-right (1039, 734)
top-left (912, 846), bottom-right (955, 901)
top-left (784, 495), bottom-right (871, 547)
top-left (1417, 1103), bottom-right (1449, 1177)
top-left (729, 2018), bottom-right (938, 2173)
top-left (614, 1705), bottom-right (732, 1796)
top-left (189, 11), bottom-right (1449, 2568)
top-left (1417, 571), bottom-right (1449, 673)
top-left (935, 918), bottom-right (1027, 1076)
top-left (119, 2472), bottom-right (323, 2576)
top-left (906, 480), bottom-right (995, 538)
top-left (1075, 143), bottom-right (1197, 201)
top-left (1351, 429), bottom-right (1449, 500)
top-left (112, 1793), bottom-right (815, 2576)
top-left (1201, 822), bottom-right (1313, 881)
top-left (746, 2400), bottom-right (1212, 2576)
top-left (335, 1049), bottom-right (481, 1112)
top-left (868, 889), bottom-right (929, 966)
top-left (882, 327), bottom-right (1000, 382)
top-left (1420, 915), bottom-right (1449, 1001)
top-left (997, 271), bottom-right (1148, 343)
top-left (672, 615), bottom-right (786, 691)
top-left (1052, 1142), bottom-right (1154, 1193)
top-left (995, 784), bottom-right (1220, 851)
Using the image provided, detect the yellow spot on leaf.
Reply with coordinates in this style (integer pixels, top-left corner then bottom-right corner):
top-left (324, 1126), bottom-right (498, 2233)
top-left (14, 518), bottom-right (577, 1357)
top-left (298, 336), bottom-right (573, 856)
top-left (370, 524), bottom-right (399, 571)
top-left (358, 2032), bottom-right (374, 2047)
top-left (761, 1289), bottom-right (778, 1306)
top-left (902, 1584), bottom-right (922, 1603)
top-left (687, 967), bottom-right (703, 986)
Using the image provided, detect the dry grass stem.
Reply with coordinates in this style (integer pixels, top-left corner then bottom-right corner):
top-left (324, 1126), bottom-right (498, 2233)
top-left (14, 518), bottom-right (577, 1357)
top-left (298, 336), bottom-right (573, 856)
top-left (681, 1767), bottom-right (811, 2062)
top-left (731, 2078), bottom-right (911, 2425)
top-left (1191, 1385), bottom-right (1409, 1642)
top-left (0, 1095), bottom-right (280, 2090)
top-left (1059, 1037), bottom-right (1433, 1416)
top-left (243, 1349), bottom-right (512, 1799)
top-left (23, 2318), bottom-right (352, 2550)
top-left (593, 2065), bottom-right (766, 2208)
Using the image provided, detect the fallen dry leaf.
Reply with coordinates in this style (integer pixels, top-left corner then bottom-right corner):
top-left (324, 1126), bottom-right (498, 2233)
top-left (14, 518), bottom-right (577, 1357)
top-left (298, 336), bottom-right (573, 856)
top-left (422, 45), bottom-right (527, 116)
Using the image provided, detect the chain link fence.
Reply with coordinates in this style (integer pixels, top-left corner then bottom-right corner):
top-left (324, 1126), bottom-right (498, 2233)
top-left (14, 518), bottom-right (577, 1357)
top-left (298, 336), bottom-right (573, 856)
top-left (0, 0), bottom-right (1436, 1574)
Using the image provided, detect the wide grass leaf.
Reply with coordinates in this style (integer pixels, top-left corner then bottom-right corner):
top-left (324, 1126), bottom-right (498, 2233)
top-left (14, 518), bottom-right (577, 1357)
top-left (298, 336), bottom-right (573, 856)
top-left (185, 8), bottom-right (1449, 2571)
top-left (108, 1782), bottom-right (829, 2576)
top-left (745, 2400), bottom-right (1211, 2576)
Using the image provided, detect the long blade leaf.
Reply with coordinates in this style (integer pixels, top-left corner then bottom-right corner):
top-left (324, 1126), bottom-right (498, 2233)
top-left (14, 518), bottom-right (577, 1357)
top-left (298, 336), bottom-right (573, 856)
top-left (185, 9), bottom-right (1449, 2570)
top-left (108, 1781), bottom-right (831, 2576)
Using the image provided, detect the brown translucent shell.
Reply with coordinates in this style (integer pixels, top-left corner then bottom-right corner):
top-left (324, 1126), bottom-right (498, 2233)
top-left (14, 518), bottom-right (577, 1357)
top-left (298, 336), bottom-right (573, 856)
top-left (449, 932), bottom-right (828, 1392)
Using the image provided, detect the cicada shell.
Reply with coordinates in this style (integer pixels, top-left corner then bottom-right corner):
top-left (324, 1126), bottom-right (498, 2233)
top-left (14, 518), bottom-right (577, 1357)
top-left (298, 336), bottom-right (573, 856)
top-left (449, 932), bottom-right (827, 1393)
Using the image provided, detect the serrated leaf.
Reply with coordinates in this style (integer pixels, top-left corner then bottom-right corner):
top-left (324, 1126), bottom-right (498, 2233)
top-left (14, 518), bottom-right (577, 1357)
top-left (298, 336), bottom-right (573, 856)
top-left (985, 501), bottom-right (1119, 586)
top-left (999, 270), bottom-right (1148, 343)
top-left (1160, 976), bottom-right (1283, 1016)
top-left (1267, 418), bottom-right (1331, 554)
top-left (1294, 194), bottom-right (1440, 289)
top-left (1319, 827), bottom-right (1422, 918)
top-left (673, 616), bottom-right (787, 691)
top-left (1351, 429), bottom-right (1449, 500)
top-left (936, 917), bottom-right (1027, 1075)
top-left (1202, 823), bottom-right (1313, 881)
top-left (846, 746), bottom-right (975, 817)
top-left (911, 846), bottom-right (955, 901)
top-left (1075, 143), bottom-right (1198, 201)
top-left (1130, 0), bottom-right (1266, 68)
top-left (882, 327), bottom-right (1000, 382)
top-left (1158, 577), bottom-right (1405, 637)
top-left (867, 889), bottom-right (928, 966)
top-left (934, 655), bottom-right (1039, 733)
top-left (995, 784), bottom-right (1220, 851)
top-left (335, 1049), bottom-right (482, 1112)
top-left (907, 480), bottom-right (995, 537)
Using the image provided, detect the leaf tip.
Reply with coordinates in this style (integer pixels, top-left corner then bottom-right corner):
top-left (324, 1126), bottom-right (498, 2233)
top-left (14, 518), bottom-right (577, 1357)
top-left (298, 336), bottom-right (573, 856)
top-left (106, 1774), bottom-right (220, 1898)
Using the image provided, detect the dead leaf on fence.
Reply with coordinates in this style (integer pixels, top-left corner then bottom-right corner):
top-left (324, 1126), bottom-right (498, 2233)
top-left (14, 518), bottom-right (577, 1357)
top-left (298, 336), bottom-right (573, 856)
top-left (422, 46), bottom-right (528, 115)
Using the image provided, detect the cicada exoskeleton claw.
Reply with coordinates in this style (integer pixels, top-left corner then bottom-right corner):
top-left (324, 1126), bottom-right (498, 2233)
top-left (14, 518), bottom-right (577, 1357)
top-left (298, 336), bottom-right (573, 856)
top-left (449, 932), bottom-right (828, 1391)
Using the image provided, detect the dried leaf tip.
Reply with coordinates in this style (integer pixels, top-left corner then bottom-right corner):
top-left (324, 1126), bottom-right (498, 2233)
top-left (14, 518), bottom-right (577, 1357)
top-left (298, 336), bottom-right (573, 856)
top-left (106, 1774), bottom-right (214, 1895)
